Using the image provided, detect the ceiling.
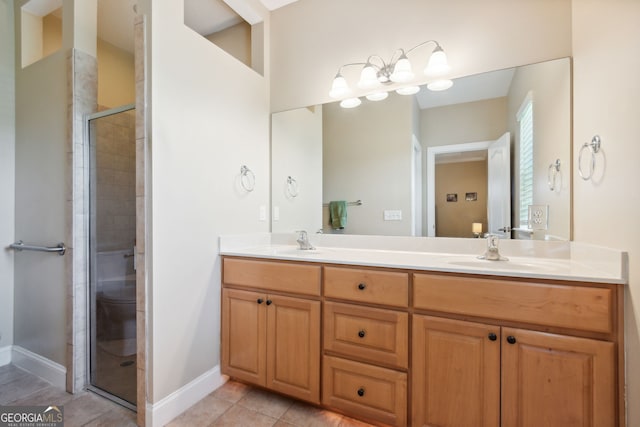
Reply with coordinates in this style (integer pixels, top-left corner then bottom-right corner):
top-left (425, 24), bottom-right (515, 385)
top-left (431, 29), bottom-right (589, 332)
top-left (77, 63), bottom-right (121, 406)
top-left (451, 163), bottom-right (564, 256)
top-left (416, 67), bottom-right (516, 110)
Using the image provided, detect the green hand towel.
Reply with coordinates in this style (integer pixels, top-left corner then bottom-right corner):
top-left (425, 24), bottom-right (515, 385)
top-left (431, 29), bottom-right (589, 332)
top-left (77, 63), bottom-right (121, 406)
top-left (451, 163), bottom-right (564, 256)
top-left (329, 201), bottom-right (347, 229)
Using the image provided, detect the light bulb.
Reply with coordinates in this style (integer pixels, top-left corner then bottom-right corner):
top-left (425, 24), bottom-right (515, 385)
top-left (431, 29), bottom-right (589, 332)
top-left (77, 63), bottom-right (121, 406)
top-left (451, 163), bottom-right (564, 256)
top-left (424, 46), bottom-right (451, 77)
top-left (396, 86), bottom-right (420, 96)
top-left (358, 64), bottom-right (380, 89)
top-left (427, 79), bottom-right (453, 91)
top-left (366, 92), bottom-right (389, 101)
top-left (340, 97), bottom-right (362, 108)
top-left (390, 54), bottom-right (414, 83)
top-left (329, 74), bottom-right (350, 98)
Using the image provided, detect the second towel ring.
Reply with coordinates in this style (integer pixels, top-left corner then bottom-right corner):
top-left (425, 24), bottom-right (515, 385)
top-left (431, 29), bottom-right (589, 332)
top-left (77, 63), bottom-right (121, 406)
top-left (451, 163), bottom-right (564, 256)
top-left (240, 165), bottom-right (255, 192)
top-left (578, 135), bottom-right (601, 181)
top-left (286, 176), bottom-right (299, 198)
top-left (548, 159), bottom-right (561, 191)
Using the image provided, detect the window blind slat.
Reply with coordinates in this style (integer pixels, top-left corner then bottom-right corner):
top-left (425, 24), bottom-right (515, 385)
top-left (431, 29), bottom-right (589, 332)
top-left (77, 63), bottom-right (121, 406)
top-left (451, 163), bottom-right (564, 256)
top-left (518, 98), bottom-right (534, 226)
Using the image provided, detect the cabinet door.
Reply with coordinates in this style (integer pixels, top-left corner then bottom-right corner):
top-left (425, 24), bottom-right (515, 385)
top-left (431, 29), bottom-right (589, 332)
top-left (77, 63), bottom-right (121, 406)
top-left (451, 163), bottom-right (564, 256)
top-left (266, 294), bottom-right (321, 404)
top-left (502, 328), bottom-right (616, 427)
top-left (412, 315), bottom-right (500, 427)
top-left (221, 288), bottom-right (266, 385)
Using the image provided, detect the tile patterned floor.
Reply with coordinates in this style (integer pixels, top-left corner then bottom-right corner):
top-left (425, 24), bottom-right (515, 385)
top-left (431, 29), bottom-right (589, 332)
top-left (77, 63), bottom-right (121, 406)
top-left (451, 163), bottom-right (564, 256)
top-left (167, 380), bottom-right (376, 427)
top-left (0, 364), bottom-right (136, 426)
top-left (1, 364), bottom-right (376, 427)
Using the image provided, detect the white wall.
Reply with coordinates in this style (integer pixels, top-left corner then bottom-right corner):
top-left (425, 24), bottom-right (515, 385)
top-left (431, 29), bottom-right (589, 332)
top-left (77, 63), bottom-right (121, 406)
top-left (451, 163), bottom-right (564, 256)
top-left (572, 1), bottom-right (640, 425)
top-left (507, 58), bottom-right (571, 240)
top-left (0, 0), bottom-right (15, 355)
top-left (421, 97), bottom-right (507, 148)
top-left (13, 47), bottom-right (67, 364)
top-left (271, 106), bottom-right (323, 233)
top-left (323, 93), bottom-right (414, 236)
top-left (270, 0), bottom-right (572, 112)
top-left (149, 0), bottom-right (270, 402)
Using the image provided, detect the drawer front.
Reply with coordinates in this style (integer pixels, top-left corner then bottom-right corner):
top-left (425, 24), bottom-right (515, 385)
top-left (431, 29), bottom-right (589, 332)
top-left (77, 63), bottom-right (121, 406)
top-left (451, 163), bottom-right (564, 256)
top-left (223, 258), bottom-right (321, 296)
top-left (323, 356), bottom-right (407, 427)
top-left (413, 274), bottom-right (613, 334)
top-left (324, 302), bottom-right (408, 369)
top-left (324, 267), bottom-right (409, 308)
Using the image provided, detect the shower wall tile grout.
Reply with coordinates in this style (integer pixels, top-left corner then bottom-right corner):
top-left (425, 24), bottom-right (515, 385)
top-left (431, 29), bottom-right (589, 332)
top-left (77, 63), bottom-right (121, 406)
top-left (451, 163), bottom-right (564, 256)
top-left (134, 14), bottom-right (148, 427)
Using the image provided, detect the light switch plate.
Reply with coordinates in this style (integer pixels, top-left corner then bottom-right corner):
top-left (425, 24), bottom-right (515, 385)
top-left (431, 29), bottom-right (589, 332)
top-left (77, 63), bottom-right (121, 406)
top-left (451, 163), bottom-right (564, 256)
top-left (383, 210), bottom-right (402, 221)
top-left (259, 205), bottom-right (267, 221)
top-left (528, 204), bottom-right (548, 230)
top-left (273, 206), bottom-right (280, 221)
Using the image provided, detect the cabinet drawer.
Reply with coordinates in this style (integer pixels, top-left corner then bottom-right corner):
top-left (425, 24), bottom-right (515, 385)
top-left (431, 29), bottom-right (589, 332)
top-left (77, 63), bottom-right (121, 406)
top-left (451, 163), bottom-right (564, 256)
top-left (323, 355), bottom-right (407, 427)
top-left (223, 258), bottom-right (321, 296)
top-left (324, 267), bottom-right (408, 308)
top-left (324, 302), bottom-right (408, 369)
top-left (413, 274), bottom-right (613, 334)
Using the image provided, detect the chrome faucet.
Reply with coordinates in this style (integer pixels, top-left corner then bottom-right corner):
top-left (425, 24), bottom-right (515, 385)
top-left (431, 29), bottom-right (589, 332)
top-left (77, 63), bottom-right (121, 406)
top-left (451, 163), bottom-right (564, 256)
top-left (478, 234), bottom-right (508, 261)
top-left (296, 230), bottom-right (315, 250)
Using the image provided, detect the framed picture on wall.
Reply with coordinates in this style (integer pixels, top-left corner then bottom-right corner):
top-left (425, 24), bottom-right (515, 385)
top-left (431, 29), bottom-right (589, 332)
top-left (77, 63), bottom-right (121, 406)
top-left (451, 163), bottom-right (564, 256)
top-left (446, 193), bottom-right (458, 202)
top-left (465, 192), bottom-right (478, 201)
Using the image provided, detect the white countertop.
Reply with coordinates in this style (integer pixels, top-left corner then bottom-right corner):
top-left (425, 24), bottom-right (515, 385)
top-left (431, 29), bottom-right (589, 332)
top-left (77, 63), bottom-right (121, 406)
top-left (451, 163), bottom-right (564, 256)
top-left (219, 233), bottom-right (628, 285)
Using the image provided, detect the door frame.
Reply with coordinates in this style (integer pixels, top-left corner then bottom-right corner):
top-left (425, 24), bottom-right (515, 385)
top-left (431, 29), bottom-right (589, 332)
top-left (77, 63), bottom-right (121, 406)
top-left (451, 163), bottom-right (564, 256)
top-left (426, 141), bottom-right (491, 237)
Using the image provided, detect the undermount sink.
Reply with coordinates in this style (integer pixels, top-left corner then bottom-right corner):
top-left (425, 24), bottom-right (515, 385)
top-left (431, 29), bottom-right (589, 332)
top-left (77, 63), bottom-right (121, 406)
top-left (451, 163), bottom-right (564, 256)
top-left (272, 246), bottom-right (326, 256)
top-left (445, 258), bottom-right (565, 273)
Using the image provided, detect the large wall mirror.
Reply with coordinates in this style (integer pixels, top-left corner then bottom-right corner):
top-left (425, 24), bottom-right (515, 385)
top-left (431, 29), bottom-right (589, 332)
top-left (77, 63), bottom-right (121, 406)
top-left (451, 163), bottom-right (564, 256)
top-left (271, 57), bottom-right (571, 240)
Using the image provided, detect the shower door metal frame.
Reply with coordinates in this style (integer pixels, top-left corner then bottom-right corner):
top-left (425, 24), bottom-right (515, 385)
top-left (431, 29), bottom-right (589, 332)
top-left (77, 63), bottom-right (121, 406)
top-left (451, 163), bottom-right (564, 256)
top-left (84, 103), bottom-right (136, 411)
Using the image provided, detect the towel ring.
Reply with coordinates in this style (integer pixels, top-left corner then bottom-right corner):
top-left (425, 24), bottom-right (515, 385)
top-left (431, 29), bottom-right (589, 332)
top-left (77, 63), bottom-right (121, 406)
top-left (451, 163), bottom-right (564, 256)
top-left (240, 165), bottom-right (255, 192)
top-left (578, 135), bottom-right (601, 181)
top-left (548, 159), bottom-right (561, 191)
top-left (286, 176), bottom-right (299, 198)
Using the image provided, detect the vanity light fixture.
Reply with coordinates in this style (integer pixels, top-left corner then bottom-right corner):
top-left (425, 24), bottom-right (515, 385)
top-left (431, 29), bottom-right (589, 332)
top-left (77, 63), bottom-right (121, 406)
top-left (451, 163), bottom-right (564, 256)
top-left (329, 40), bottom-right (453, 108)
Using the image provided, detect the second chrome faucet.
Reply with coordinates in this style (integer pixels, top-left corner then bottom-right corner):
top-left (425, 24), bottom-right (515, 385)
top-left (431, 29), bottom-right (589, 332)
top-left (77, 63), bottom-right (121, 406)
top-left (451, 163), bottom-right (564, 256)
top-left (296, 230), bottom-right (315, 250)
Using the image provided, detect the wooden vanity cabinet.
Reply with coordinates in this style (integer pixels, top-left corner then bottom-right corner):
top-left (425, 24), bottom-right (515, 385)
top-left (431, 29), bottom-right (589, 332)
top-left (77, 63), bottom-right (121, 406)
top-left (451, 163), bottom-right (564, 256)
top-left (322, 266), bottom-right (409, 426)
top-left (221, 258), bottom-right (321, 404)
top-left (221, 257), bottom-right (623, 427)
top-left (412, 273), bottom-right (620, 427)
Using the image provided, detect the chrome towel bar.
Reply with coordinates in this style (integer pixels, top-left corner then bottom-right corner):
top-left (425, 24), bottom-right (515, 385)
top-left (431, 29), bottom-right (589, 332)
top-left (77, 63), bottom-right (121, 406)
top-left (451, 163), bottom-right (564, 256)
top-left (9, 240), bottom-right (66, 256)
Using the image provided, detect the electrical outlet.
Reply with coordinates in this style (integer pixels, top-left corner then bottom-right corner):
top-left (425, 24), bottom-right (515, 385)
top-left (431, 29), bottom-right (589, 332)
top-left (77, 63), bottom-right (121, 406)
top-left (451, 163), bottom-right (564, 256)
top-left (383, 210), bottom-right (402, 221)
top-left (528, 205), bottom-right (548, 230)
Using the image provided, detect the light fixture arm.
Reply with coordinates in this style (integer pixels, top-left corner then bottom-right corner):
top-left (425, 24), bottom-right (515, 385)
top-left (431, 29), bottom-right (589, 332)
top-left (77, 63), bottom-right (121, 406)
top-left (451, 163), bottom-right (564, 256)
top-left (405, 39), bottom-right (442, 56)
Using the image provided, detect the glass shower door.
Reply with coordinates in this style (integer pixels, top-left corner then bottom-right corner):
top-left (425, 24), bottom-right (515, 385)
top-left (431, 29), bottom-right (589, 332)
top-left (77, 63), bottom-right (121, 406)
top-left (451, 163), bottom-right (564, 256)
top-left (87, 105), bottom-right (137, 408)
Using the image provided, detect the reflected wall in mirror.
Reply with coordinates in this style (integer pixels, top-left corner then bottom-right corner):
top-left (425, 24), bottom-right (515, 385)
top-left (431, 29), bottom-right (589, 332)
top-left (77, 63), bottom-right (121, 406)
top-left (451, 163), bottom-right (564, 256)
top-left (271, 58), bottom-right (571, 240)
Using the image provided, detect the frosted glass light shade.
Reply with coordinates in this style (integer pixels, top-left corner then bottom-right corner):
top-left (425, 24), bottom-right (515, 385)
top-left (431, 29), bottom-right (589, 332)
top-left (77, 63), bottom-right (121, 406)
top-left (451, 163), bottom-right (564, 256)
top-left (390, 55), bottom-right (414, 83)
top-left (396, 86), bottom-right (420, 96)
top-left (329, 74), bottom-right (350, 98)
top-left (366, 91), bottom-right (389, 101)
top-left (358, 65), bottom-right (380, 89)
top-left (427, 79), bottom-right (453, 91)
top-left (340, 97), bottom-right (362, 108)
top-left (424, 46), bottom-right (451, 77)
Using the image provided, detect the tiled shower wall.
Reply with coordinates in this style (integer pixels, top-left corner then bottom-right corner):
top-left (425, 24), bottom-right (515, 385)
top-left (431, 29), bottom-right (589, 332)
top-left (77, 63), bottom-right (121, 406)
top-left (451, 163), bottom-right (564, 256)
top-left (94, 108), bottom-right (136, 253)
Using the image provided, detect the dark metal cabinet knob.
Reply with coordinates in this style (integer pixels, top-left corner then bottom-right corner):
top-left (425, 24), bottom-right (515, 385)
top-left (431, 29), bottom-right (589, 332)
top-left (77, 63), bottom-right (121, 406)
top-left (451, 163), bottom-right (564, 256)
top-left (257, 298), bottom-right (264, 304)
top-left (358, 330), bottom-right (366, 338)
top-left (488, 332), bottom-right (497, 341)
top-left (507, 336), bottom-right (517, 344)
top-left (266, 299), bottom-right (272, 306)
top-left (357, 388), bottom-right (365, 397)
top-left (358, 283), bottom-right (366, 290)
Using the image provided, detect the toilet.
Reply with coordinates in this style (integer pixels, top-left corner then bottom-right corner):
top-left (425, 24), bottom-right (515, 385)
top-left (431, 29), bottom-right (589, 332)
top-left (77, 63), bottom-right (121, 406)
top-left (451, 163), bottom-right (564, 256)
top-left (95, 250), bottom-right (137, 354)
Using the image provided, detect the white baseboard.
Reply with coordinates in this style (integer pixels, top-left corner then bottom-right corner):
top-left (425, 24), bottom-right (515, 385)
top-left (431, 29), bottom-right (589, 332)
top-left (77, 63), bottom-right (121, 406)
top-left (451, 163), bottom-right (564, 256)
top-left (0, 345), bottom-right (11, 367)
top-left (146, 365), bottom-right (227, 427)
top-left (11, 345), bottom-right (66, 389)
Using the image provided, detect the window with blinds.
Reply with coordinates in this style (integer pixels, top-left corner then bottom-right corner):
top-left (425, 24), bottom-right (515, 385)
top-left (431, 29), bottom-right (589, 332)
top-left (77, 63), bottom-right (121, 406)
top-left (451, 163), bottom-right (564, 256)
top-left (516, 93), bottom-right (534, 227)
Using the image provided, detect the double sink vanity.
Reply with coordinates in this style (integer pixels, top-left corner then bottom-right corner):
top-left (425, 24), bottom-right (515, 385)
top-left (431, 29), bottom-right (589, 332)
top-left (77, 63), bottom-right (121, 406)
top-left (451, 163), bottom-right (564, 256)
top-left (219, 233), bottom-right (627, 426)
